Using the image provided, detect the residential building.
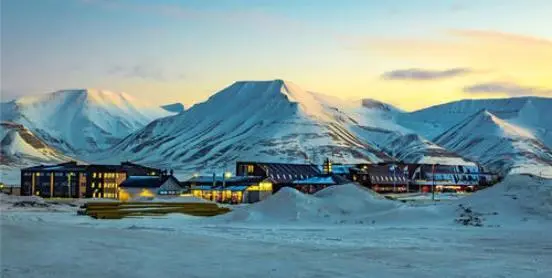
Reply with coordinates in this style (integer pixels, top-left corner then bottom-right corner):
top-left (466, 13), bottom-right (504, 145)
top-left (118, 175), bottom-right (183, 201)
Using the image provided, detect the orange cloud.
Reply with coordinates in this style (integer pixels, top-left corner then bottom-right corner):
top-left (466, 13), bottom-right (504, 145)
top-left (350, 30), bottom-right (552, 110)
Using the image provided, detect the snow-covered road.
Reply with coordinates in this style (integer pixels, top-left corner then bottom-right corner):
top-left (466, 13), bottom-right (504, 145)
top-left (2, 175), bottom-right (552, 277)
top-left (1, 211), bottom-right (551, 278)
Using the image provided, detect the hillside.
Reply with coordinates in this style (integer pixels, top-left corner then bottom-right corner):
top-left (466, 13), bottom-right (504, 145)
top-left (434, 110), bottom-right (552, 176)
top-left (0, 89), bottom-right (172, 154)
top-left (398, 97), bottom-right (552, 148)
top-left (101, 80), bottom-right (396, 172)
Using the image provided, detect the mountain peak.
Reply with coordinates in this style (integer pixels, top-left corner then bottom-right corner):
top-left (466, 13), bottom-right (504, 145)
top-left (361, 98), bottom-right (401, 112)
top-left (444, 109), bottom-right (536, 141)
top-left (161, 103), bottom-right (185, 113)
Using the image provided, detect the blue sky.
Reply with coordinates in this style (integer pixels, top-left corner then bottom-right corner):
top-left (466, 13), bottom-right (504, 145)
top-left (2, 0), bottom-right (551, 110)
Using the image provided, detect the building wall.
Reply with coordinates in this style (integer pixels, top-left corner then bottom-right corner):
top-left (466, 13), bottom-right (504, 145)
top-left (86, 171), bottom-right (127, 199)
top-left (236, 162), bottom-right (266, 177)
top-left (20, 170), bottom-right (83, 198)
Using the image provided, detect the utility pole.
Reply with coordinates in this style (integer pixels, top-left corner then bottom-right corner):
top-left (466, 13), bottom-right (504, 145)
top-left (432, 164), bottom-right (436, 201)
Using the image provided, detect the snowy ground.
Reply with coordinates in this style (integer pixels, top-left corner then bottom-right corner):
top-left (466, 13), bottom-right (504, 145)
top-left (2, 175), bottom-right (552, 277)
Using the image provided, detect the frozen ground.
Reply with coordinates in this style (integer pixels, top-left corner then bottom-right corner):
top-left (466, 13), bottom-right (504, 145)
top-left (1, 175), bottom-right (552, 278)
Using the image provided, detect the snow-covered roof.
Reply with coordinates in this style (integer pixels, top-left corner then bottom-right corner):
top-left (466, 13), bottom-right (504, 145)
top-left (293, 176), bottom-right (336, 185)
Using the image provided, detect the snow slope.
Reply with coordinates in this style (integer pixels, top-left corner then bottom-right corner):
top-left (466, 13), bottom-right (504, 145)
top-left (399, 97), bottom-right (552, 148)
top-left (0, 121), bottom-right (77, 184)
top-left (0, 121), bottom-right (74, 167)
top-left (434, 110), bottom-right (552, 177)
top-left (453, 174), bottom-right (552, 227)
top-left (311, 93), bottom-right (475, 165)
top-left (102, 80), bottom-right (395, 172)
top-left (0, 89), bottom-right (172, 154)
top-left (2, 175), bottom-right (552, 277)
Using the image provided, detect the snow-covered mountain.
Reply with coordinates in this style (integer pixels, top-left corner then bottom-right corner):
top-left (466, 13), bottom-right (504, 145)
top-left (2, 81), bottom-right (549, 180)
top-left (313, 95), bottom-right (476, 166)
top-left (100, 80), bottom-right (399, 172)
top-left (0, 121), bottom-right (72, 166)
top-left (398, 97), bottom-right (552, 148)
top-left (0, 89), bottom-right (172, 154)
top-left (98, 80), bottom-right (475, 173)
top-left (434, 110), bottom-right (552, 176)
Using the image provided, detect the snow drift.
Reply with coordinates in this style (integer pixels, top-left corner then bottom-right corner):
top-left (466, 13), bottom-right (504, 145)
top-left (218, 184), bottom-right (404, 224)
top-left (453, 174), bottom-right (552, 227)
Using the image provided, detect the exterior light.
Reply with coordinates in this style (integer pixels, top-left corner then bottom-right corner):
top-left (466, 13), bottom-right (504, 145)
top-left (224, 172), bottom-right (232, 179)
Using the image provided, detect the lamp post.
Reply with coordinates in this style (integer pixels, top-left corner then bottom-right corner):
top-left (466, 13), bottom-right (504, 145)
top-left (431, 164), bottom-right (440, 201)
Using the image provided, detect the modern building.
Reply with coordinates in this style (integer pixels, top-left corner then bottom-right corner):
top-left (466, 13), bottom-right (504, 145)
top-left (236, 161), bottom-right (325, 192)
top-left (20, 161), bottom-right (162, 199)
top-left (184, 174), bottom-right (273, 204)
top-left (350, 164), bottom-right (409, 193)
top-left (20, 162), bottom-right (88, 198)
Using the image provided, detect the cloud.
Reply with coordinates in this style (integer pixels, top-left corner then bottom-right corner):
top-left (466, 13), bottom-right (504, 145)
top-left (464, 82), bottom-right (552, 97)
top-left (382, 68), bottom-right (472, 81)
top-left (448, 29), bottom-right (552, 47)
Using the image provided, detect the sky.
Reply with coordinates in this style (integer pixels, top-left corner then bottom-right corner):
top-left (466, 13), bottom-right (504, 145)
top-left (1, 0), bottom-right (551, 111)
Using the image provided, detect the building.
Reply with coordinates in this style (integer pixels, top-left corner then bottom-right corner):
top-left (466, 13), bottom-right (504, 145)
top-left (120, 161), bottom-right (161, 176)
top-left (0, 182), bottom-right (20, 195)
top-left (409, 164), bottom-right (483, 193)
top-left (118, 175), bottom-right (183, 201)
top-left (292, 175), bottom-right (350, 194)
top-left (352, 162), bottom-right (497, 194)
top-left (86, 165), bottom-right (128, 198)
top-left (20, 161), bottom-right (162, 199)
top-left (20, 162), bottom-right (88, 198)
top-left (185, 174), bottom-right (273, 204)
top-left (350, 164), bottom-right (409, 193)
top-left (236, 161), bottom-right (324, 192)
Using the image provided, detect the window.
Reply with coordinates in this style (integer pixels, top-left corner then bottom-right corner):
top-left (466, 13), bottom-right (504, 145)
top-left (91, 182), bottom-right (95, 188)
top-left (247, 165), bottom-right (254, 174)
top-left (93, 172), bottom-right (97, 178)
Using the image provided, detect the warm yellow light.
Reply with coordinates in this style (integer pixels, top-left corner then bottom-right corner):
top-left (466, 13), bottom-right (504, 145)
top-left (248, 181), bottom-right (273, 191)
top-left (118, 189), bottom-right (130, 202)
top-left (139, 189), bottom-right (154, 197)
top-left (224, 172), bottom-right (232, 179)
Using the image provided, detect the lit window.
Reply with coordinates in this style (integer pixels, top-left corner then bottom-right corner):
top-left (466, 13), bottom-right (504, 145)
top-left (91, 182), bottom-right (95, 188)
top-left (93, 173), bottom-right (97, 178)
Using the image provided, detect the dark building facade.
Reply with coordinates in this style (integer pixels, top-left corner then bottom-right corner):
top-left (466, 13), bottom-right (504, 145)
top-left (20, 161), bottom-right (162, 199)
top-left (350, 164), bottom-right (409, 193)
top-left (235, 160), bottom-right (351, 194)
top-left (236, 161), bottom-right (323, 192)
